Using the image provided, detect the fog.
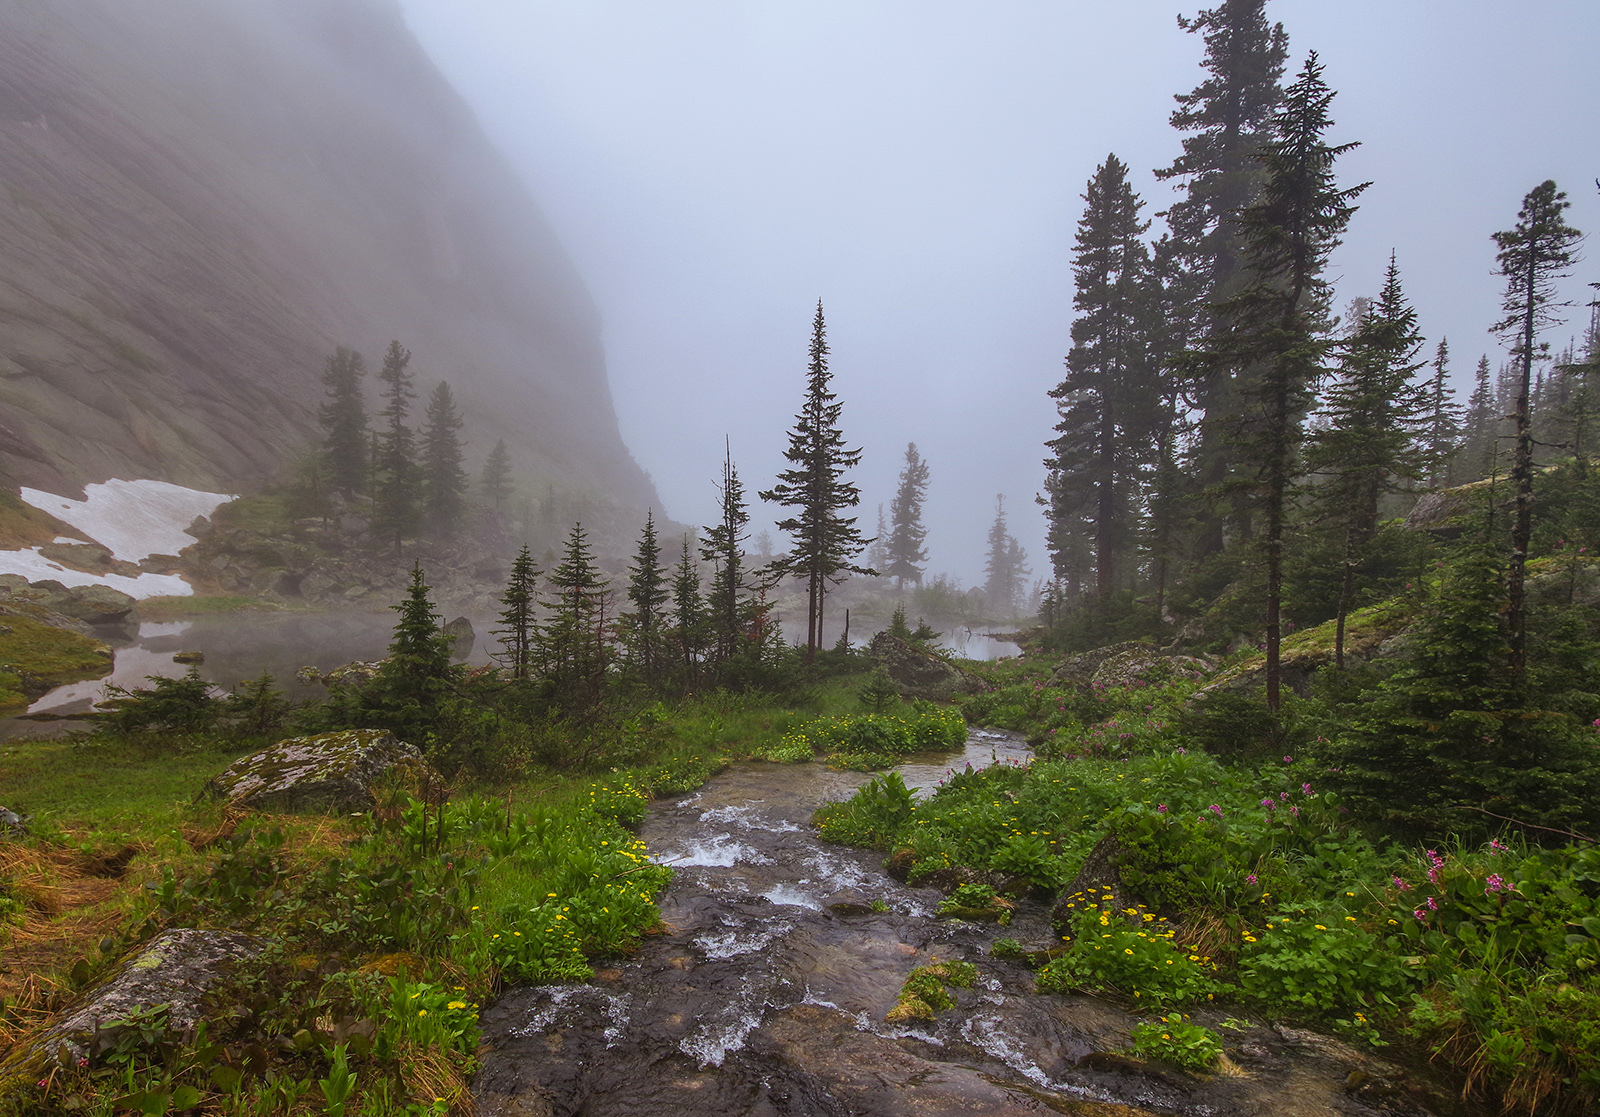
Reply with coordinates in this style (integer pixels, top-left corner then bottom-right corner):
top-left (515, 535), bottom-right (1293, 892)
top-left (398, 0), bottom-right (1599, 587)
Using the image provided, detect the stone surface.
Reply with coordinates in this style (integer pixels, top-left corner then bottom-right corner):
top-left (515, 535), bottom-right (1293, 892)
top-left (0, 929), bottom-right (260, 1078)
top-left (867, 632), bottom-right (981, 701)
top-left (1050, 835), bottom-right (1140, 932)
top-left (443, 616), bottom-right (475, 661)
top-left (0, 806), bottom-right (27, 836)
top-left (0, 578), bottom-right (137, 630)
top-left (204, 729), bottom-right (435, 813)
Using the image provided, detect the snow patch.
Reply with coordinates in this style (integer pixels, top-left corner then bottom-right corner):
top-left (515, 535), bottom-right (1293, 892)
top-left (0, 547), bottom-right (193, 598)
top-left (20, 480), bottom-right (233, 562)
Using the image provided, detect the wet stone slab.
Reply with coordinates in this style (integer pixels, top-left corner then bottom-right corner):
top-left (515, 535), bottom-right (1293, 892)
top-left (475, 736), bottom-right (1462, 1117)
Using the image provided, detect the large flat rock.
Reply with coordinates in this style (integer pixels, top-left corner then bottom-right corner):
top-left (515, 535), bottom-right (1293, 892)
top-left (204, 728), bottom-right (435, 813)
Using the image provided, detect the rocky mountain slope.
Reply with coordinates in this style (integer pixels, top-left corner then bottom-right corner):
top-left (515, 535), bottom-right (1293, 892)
top-left (0, 0), bottom-right (654, 514)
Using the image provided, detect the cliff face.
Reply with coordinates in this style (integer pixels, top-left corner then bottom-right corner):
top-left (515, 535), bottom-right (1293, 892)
top-left (0, 0), bottom-right (654, 511)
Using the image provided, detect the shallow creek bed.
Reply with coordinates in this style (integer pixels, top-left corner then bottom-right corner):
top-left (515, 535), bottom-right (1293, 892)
top-left (474, 731), bottom-right (1464, 1117)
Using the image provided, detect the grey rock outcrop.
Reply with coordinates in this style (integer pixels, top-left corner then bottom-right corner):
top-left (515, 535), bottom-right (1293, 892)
top-left (1049, 642), bottom-right (1211, 694)
top-left (867, 633), bottom-right (981, 701)
top-left (204, 729), bottom-right (436, 813)
top-left (0, 577), bottom-right (137, 632)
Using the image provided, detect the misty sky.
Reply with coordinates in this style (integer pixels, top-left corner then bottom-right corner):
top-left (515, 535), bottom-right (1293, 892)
top-left (398, 0), bottom-right (1599, 587)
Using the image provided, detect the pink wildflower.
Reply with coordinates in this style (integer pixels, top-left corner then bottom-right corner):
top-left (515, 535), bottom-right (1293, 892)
top-left (1392, 876), bottom-right (1411, 891)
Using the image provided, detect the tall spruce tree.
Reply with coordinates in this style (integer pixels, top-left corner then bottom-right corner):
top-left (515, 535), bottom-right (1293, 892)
top-left (494, 545), bottom-right (541, 681)
top-left (886, 442), bottom-right (931, 589)
top-left (1423, 337), bottom-right (1464, 487)
top-left (621, 510), bottom-right (667, 684)
top-left (1155, 0), bottom-right (1290, 554)
top-left (372, 340), bottom-right (421, 554)
top-left (983, 496), bottom-right (1029, 616)
top-left (1491, 181), bottom-right (1584, 675)
top-left (541, 522), bottom-right (610, 708)
top-left (671, 534), bottom-right (706, 680)
top-left (760, 303), bottom-right (873, 660)
top-left (1201, 53), bottom-right (1366, 710)
top-left (318, 346), bottom-right (368, 499)
top-left (480, 439), bottom-right (513, 511)
top-left (421, 381), bottom-right (468, 539)
top-left (1045, 154), bottom-right (1160, 599)
top-left (371, 564), bottom-right (455, 739)
top-left (702, 447), bottom-right (752, 665)
top-left (1459, 355), bottom-right (1498, 481)
top-left (1304, 257), bottom-right (1430, 666)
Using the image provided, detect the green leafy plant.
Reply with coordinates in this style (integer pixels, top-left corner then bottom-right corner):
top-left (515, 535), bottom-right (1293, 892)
top-left (1129, 1013), bottom-right (1223, 1071)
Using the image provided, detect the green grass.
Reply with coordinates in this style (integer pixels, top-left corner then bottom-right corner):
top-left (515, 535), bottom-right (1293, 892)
top-left (0, 616), bottom-right (113, 712)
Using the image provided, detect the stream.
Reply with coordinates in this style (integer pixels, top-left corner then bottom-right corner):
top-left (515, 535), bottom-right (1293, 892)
top-left (475, 731), bottom-right (1461, 1117)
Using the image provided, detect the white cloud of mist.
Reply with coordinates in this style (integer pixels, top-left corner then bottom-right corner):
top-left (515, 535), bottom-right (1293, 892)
top-left (398, 0), bottom-right (1599, 586)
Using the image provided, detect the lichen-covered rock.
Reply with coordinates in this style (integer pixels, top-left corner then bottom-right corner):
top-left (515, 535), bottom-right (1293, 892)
top-left (1048, 641), bottom-right (1145, 691)
top-left (204, 729), bottom-right (434, 813)
top-left (867, 632), bottom-right (981, 700)
top-left (0, 929), bottom-right (259, 1083)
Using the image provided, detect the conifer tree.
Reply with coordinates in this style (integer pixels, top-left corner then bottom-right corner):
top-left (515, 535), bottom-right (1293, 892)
top-left (1491, 181), bottom-right (1584, 674)
top-left (863, 505), bottom-right (889, 576)
top-left (1045, 154), bottom-right (1160, 598)
top-left (421, 380), bottom-right (468, 539)
top-left (670, 534), bottom-right (706, 680)
top-left (1200, 53), bottom-right (1366, 710)
top-left (371, 564), bottom-right (455, 739)
top-left (621, 510), bottom-right (667, 684)
top-left (1155, 0), bottom-right (1290, 554)
top-left (318, 346), bottom-right (368, 499)
top-left (541, 522), bottom-right (610, 708)
top-left (1423, 337), bottom-right (1464, 487)
top-left (1304, 257), bottom-right (1429, 665)
top-left (1458, 355), bottom-right (1498, 481)
top-left (703, 447), bottom-right (752, 665)
top-left (1555, 307), bottom-right (1600, 478)
top-left (886, 442), bottom-right (931, 589)
top-left (480, 439), bottom-right (513, 511)
top-left (982, 496), bottom-right (1029, 616)
top-left (372, 340), bottom-right (422, 554)
top-left (760, 303), bottom-right (873, 661)
top-left (494, 545), bottom-right (541, 681)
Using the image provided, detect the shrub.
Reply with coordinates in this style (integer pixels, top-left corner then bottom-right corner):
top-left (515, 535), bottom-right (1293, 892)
top-left (814, 772), bottom-right (917, 848)
top-left (1038, 892), bottom-right (1223, 1007)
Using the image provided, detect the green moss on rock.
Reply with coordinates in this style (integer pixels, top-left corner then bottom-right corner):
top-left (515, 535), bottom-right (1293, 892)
top-left (204, 729), bottom-right (436, 813)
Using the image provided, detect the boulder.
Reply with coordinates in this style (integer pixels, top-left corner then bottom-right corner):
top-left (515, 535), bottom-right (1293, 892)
top-left (0, 929), bottom-right (260, 1076)
top-left (443, 616), bottom-right (475, 661)
top-left (1050, 835), bottom-right (1139, 933)
top-left (867, 632), bottom-right (981, 701)
top-left (1048, 641), bottom-right (1145, 691)
top-left (0, 806), bottom-right (27, 836)
top-left (204, 729), bottom-right (436, 813)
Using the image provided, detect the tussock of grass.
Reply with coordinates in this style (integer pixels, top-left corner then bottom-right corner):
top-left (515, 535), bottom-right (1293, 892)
top-left (0, 617), bottom-right (112, 712)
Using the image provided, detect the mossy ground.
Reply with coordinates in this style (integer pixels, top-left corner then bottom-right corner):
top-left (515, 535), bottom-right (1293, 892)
top-left (0, 617), bottom-right (112, 713)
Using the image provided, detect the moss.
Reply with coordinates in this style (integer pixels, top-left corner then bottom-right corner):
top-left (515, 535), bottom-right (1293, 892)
top-left (0, 616), bottom-right (112, 711)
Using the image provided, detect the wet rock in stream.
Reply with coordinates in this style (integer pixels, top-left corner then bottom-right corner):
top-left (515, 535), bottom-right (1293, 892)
top-left (475, 735), bottom-right (1461, 1117)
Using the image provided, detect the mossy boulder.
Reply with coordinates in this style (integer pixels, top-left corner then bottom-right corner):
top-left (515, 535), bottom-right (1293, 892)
top-left (867, 632), bottom-right (980, 700)
top-left (0, 929), bottom-right (260, 1088)
top-left (204, 729), bottom-right (435, 813)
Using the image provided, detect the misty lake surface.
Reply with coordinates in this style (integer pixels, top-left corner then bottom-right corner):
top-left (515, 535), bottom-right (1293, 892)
top-left (4, 609), bottom-right (1016, 736)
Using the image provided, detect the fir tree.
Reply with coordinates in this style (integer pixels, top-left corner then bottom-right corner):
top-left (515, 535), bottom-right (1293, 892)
top-left (703, 447), bottom-right (752, 665)
top-left (1045, 154), bottom-right (1160, 598)
top-left (1458, 354), bottom-right (1498, 481)
top-left (372, 564), bottom-right (456, 739)
top-left (621, 510), bottom-right (668, 684)
top-left (1304, 257), bottom-right (1429, 666)
top-left (541, 522), bottom-right (610, 709)
top-left (1155, 0), bottom-right (1290, 555)
top-left (421, 381), bottom-right (468, 539)
top-left (494, 545), bottom-right (541, 680)
top-left (670, 534), bottom-right (706, 681)
top-left (982, 496), bottom-right (1030, 617)
top-left (1491, 181), bottom-right (1584, 675)
top-left (886, 442), bottom-right (931, 589)
top-left (1423, 337), bottom-right (1464, 487)
top-left (318, 346), bottom-right (368, 498)
top-left (760, 303), bottom-right (873, 661)
top-left (371, 340), bottom-right (421, 554)
top-left (863, 505), bottom-right (889, 576)
top-left (480, 439), bottom-right (513, 514)
top-left (1555, 306), bottom-right (1600, 477)
top-left (1200, 53), bottom-right (1366, 710)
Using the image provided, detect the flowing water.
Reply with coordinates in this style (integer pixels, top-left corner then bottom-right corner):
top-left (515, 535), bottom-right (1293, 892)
top-left (476, 731), bottom-right (1462, 1117)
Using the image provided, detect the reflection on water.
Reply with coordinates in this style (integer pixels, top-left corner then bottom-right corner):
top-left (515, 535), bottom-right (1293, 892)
top-left (777, 614), bottom-right (1023, 662)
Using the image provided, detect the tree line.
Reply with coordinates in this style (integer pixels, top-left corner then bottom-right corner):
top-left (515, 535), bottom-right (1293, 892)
top-left (1040, 0), bottom-right (1592, 709)
top-left (309, 340), bottom-right (515, 549)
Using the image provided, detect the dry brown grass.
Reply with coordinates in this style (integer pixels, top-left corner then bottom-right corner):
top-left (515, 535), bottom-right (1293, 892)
top-left (399, 1045), bottom-right (477, 1116)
